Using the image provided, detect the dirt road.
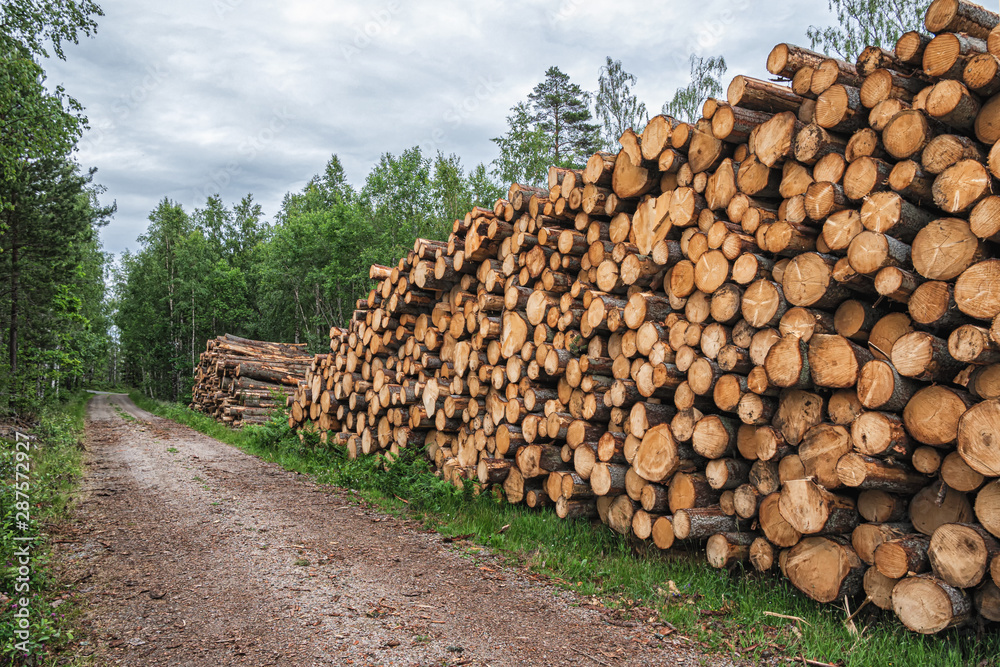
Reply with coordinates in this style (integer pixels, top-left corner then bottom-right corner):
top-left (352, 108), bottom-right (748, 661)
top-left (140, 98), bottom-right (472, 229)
top-left (51, 394), bottom-right (732, 666)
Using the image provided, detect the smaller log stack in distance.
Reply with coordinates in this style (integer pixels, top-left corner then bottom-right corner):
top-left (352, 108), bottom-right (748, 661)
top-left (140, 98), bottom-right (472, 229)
top-left (190, 334), bottom-right (313, 427)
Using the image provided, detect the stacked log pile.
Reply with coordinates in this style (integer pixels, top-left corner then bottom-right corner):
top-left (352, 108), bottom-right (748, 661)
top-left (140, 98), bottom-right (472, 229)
top-left (283, 0), bottom-right (1000, 634)
top-left (190, 334), bottom-right (313, 427)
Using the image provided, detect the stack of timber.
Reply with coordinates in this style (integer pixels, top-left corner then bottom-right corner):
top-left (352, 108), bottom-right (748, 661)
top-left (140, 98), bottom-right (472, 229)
top-left (285, 0), bottom-right (1000, 634)
top-left (190, 334), bottom-right (312, 427)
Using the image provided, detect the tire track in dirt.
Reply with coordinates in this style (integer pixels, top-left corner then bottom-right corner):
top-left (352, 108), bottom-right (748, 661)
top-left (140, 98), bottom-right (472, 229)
top-left (51, 394), bottom-right (733, 666)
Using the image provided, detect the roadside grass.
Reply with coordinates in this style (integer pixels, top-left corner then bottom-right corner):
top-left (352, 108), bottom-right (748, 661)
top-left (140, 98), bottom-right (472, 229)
top-left (129, 392), bottom-right (1000, 667)
top-left (1, 391), bottom-right (91, 666)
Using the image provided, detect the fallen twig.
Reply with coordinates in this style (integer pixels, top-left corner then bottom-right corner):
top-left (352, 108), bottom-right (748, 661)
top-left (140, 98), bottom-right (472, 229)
top-left (844, 596), bottom-right (871, 626)
top-left (568, 646), bottom-right (613, 667)
top-left (763, 611), bottom-right (812, 626)
top-left (785, 657), bottom-right (839, 667)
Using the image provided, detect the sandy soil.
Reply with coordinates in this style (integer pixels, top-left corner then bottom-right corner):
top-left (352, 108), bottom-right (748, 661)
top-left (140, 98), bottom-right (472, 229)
top-left (49, 394), bottom-right (736, 666)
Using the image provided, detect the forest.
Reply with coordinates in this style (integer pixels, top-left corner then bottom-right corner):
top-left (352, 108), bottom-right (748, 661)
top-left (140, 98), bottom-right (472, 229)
top-left (0, 0), bottom-right (930, 413)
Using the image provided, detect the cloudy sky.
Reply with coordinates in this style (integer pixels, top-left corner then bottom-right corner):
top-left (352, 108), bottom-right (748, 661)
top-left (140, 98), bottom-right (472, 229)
top-left (44, 0), bottom-right (838, 257)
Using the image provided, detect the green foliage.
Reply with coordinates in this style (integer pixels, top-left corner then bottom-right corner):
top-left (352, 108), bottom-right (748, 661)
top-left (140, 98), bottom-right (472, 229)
top-left (528, 66), bottom-right (602, 168)
top-left (595, 57), bottom-right (648, 151)
top-left (491, 102), bottom-right (551, 188)
top-left (0, 0), bottom-right (110, 416)
top-left (114, 194), bottom-right (272, 400)
top-left (116, 150), bottom-right (500, 400)
top-left (0, 0), bottom-right (103, 60)
top-left (807, 0), bottom-right (930, 61)
top-left (0, 0), bottom-right (103, 201)
top-left (0, 391), bottom-right (88, 664)
top-left (663, 55), bottom-right (727, 123)
top-left (0, 157), bottom-right (114, 416)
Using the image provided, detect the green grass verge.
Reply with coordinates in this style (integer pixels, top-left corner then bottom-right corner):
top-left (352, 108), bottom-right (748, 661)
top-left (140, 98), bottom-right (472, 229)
top-left (130, 392), bottom-right (999, 667)
top-left (1, 391), bottom-right (91, 666)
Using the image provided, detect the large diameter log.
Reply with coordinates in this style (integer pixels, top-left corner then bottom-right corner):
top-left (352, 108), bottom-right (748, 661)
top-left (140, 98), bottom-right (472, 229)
top-left (940, 451), bottom-right (985, 491)
top-left (955, 259), bottom-right (1000, 320)
top-left (890, 331), bottom-right (963, 382)
top-left (851, 410), bottom-right (913, 458)
top-left (976, 579), bottom-right (1000, 621)
top-left (957, 399), bottom-right (1000, 476)
top-left (949, 323), bottom-right (1000, 365)
top-left (785, 536), bottom-right (865, 603)
top-left (759, 492), bottom-right (801, 548)
top-left (882, 110), bottom-right (937, 160)
top-left (926, 80), bottom-right (980, 131)
top-left (606, 495), bottom-right (637, 535)
top-left (668, 472), bottom-right (719, 513)
top-left (807, 334), bottom-right (872, 388)
top-left (632, 424), bottom-right (679, 483)
top-left (924, 0), bottom-right (999, 39)
top-left (798, 423), bottom-right (853, 489)
top-left (773, 389), bottom-right (825, 445)
top-left (928, 522), bottom-right (1000, 588)
top-left (977, 480), bottom-right (1000, 538)
top-left (910, 480), bottom-right (974, 536)
top-left (590, 462), bottom-right (628, 496)
top-left (892, 575), bottom-right (973, 634)
top-left (903, 385), bottom-right (974, 446)
top-left (477, 457), bottom-right (512, 485)
top-left (779, 479), bottom-right (858, 535)
top-left (859, 490), bottom-right (909, 523)
top-left (932, 160), bottom-right (993, 214)
top-left (856, 360), bottom-right (917, 412)
top-left (611, 149), bottom-right (657, 199)
top-left (728, 76), bottom-right (804, 113)
top-left (705, 457), bottom-right (751, 490)
top-left (767, 43), bottom-right (827, 79)
top-left (516, 444), bottom-right (564, 478)
top-left (753, 111), bottom-right (803, 167)
top-left (556, 497), bottom-right (599, 520)
top-left (865, 567), bottom-right (899, 610)
top-left (911, 217), bottom-right (984, 281)
top-left (781, 252), bottom-right (852, 309)
top-left (764, 334), bottom-right (810, 389)
top-left (749, 536), bottom-right (777, 572)
top-left (691, 414), bottom-right (738, 459)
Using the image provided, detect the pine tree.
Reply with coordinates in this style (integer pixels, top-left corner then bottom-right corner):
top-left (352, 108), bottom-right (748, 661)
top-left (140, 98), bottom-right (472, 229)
top-left (528, 66), bottom-right (601, 168)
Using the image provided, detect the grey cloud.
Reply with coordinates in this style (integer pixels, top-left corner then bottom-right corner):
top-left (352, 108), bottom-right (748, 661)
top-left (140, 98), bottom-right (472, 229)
top-left (45, 0), bottom-right (838, 257)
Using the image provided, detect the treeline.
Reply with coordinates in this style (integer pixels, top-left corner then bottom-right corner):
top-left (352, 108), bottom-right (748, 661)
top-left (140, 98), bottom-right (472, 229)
top-left (0, 1), bottom-right (115, 417)
top-left (114, 152), bottom-right (500, 400)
